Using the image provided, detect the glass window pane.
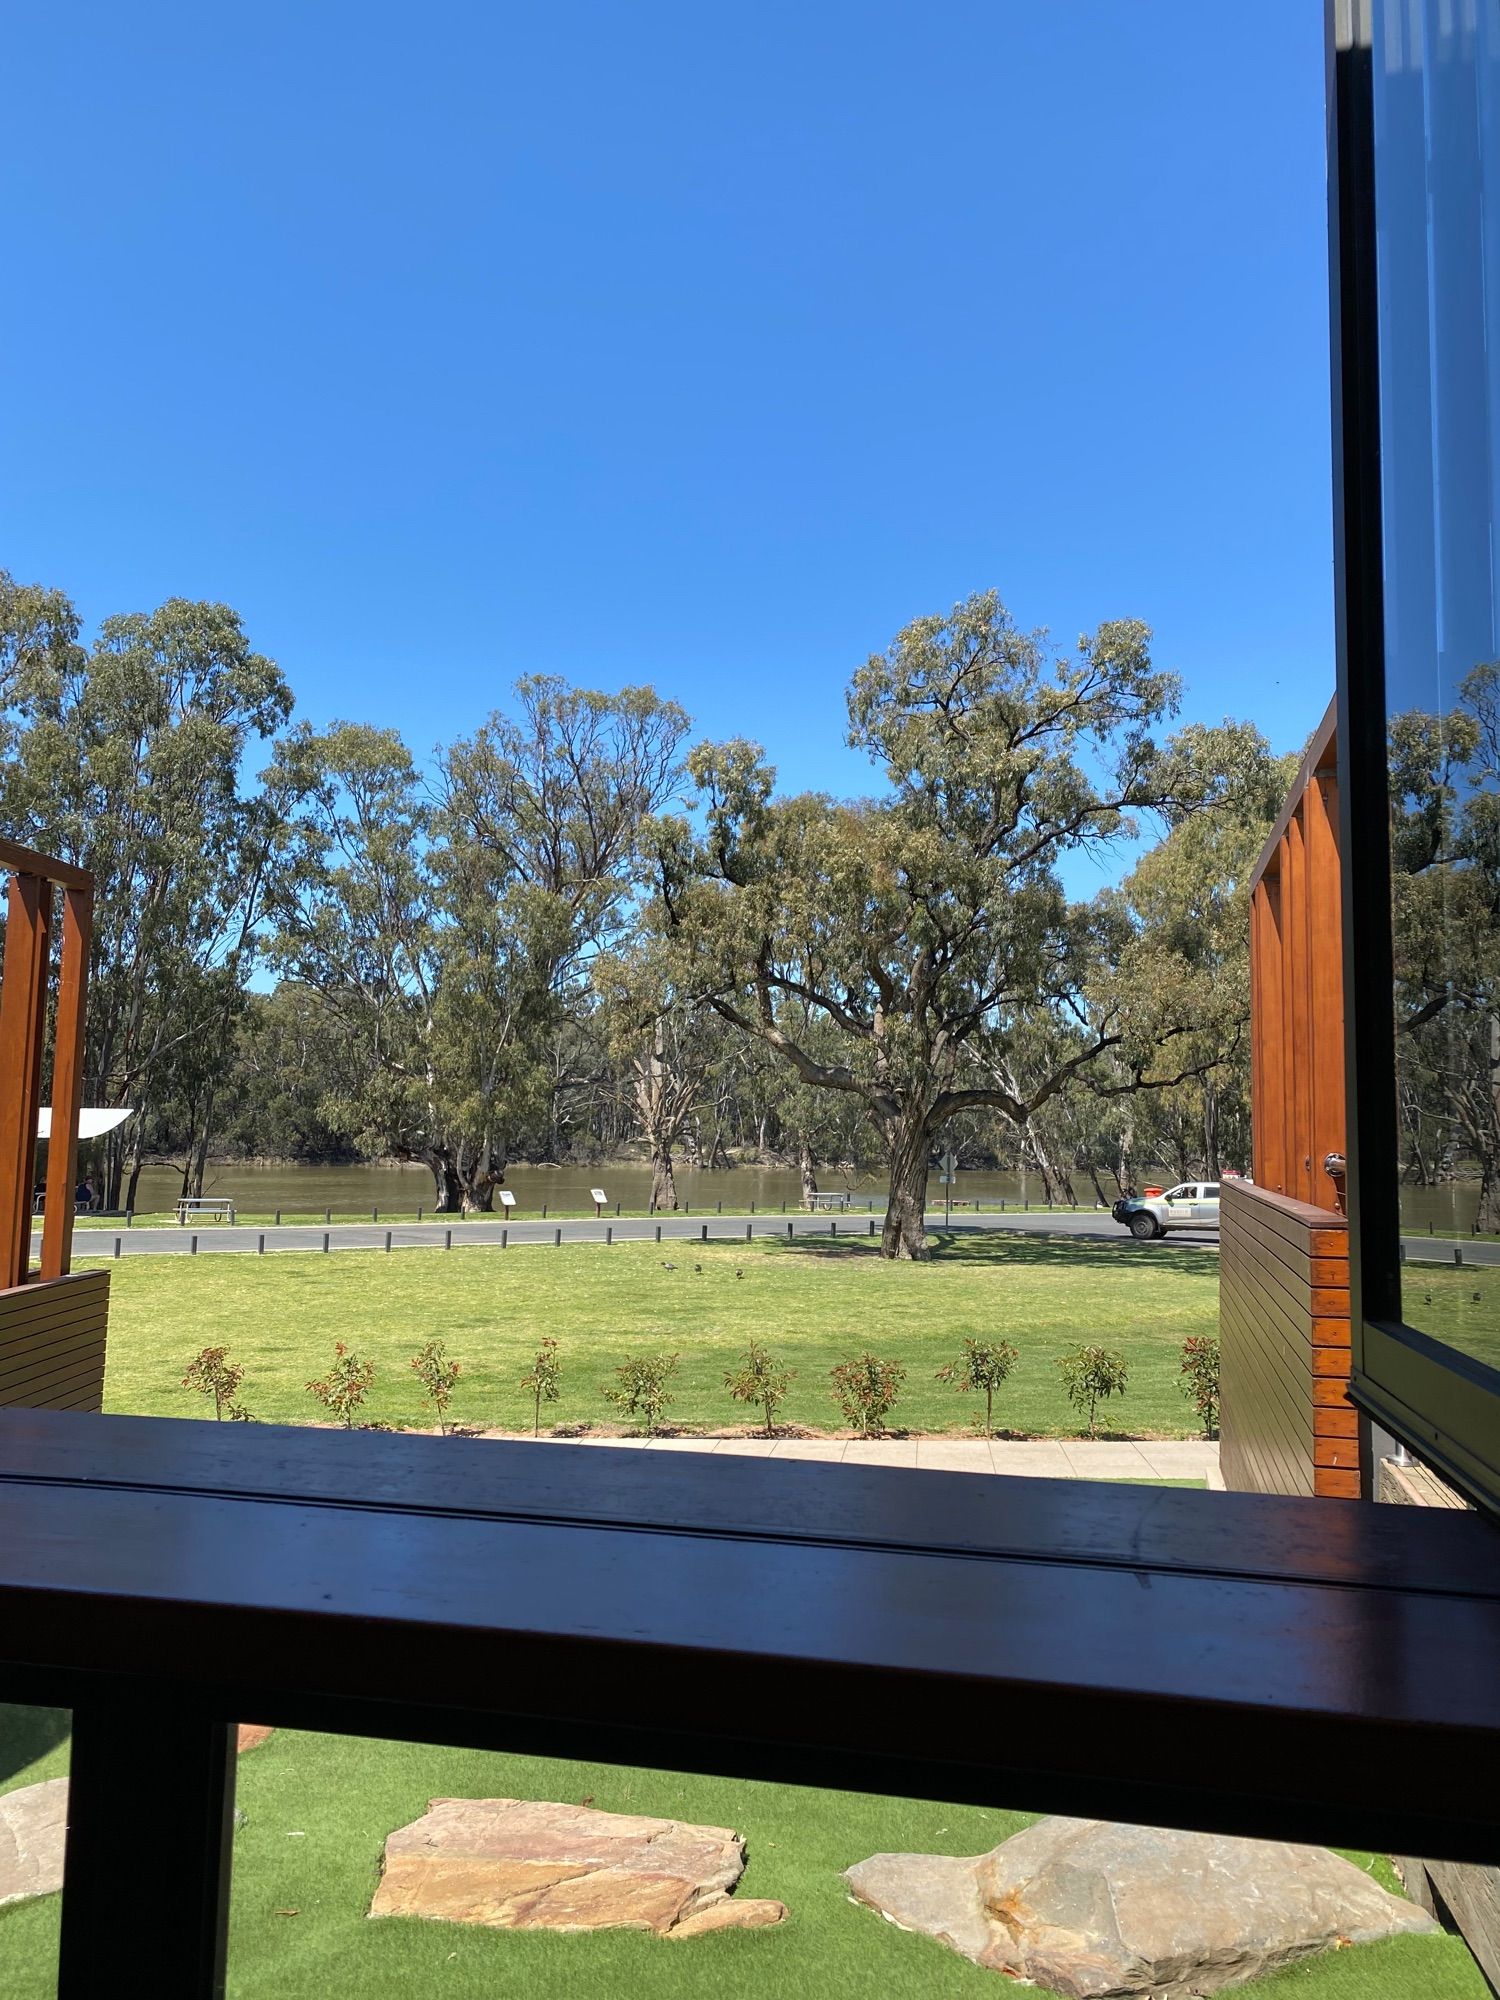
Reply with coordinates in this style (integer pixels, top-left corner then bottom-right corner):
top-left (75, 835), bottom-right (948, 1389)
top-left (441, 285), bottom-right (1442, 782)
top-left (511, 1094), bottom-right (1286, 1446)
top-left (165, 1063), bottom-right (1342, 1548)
top-left (1373, 0), bottom-right (1500, 1378)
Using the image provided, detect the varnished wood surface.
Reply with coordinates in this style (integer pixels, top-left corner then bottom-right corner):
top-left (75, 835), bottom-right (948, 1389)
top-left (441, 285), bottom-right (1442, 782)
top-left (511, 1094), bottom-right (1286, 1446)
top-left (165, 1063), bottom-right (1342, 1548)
top-left (0, 1271), bottom-right (108, 1413)
top-left (0, 1410), bottom-right (1498, 1860)
top-left (1221, 1181), bottom-right (1357, 1499)
top-left (40, 883), bottom-right (92, 1281)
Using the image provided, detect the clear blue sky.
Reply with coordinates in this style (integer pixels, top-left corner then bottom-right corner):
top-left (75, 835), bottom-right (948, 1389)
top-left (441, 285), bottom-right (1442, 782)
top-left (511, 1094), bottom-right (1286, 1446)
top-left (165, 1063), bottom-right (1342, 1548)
top-left (2, 2), bottom-right (1331, 843)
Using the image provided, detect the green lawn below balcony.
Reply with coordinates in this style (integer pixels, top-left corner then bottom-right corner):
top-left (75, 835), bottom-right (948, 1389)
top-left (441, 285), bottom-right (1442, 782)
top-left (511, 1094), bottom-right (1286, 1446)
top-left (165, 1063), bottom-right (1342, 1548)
top-left (0, 1711), bottom-right (1485, 1999)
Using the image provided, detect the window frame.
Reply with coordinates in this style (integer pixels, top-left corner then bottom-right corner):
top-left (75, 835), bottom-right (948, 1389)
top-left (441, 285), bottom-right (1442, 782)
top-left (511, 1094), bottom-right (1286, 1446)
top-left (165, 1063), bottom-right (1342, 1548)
top-left (1329, 0), bottom-right (1500, 1512)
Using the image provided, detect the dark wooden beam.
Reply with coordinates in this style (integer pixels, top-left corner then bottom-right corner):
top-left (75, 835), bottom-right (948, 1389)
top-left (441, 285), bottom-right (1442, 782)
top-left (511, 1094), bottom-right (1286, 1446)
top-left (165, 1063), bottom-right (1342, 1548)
top-left (0, 1414), bottom-right (1497, 1871)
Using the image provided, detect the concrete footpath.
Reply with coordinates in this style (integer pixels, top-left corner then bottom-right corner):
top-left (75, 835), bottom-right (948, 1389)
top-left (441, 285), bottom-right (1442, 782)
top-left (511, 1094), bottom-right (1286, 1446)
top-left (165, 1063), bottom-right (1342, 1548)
top-left (508, 1430), bottom-right (1223, 1486)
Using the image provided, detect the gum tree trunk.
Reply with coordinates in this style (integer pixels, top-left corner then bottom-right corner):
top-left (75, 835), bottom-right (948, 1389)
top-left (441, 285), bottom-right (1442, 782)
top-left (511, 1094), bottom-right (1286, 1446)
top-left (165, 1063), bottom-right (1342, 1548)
top-left (881, 1115), bottom-right (931, 1260)
top-left (651, 1142), bottom-right (678, 1212)
top-left (799, 1141), bottom-right (818, 1210)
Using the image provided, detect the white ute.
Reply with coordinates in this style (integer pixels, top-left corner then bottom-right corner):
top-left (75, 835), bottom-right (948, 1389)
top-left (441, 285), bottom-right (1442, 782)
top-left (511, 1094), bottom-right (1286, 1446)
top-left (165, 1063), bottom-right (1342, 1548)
top-left (1112, 1182), bottom-right (1221, 1240)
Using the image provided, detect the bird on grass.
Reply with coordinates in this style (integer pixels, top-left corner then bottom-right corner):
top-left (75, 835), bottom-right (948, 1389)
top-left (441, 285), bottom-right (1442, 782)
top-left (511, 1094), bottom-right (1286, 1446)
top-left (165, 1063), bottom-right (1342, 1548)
top-left (735, 1268), bottom-right (744, 1280)
top-left (694, 1262), bottom-right (703, 1274)
top-left (660, 1261), bottom-right (676, 1271)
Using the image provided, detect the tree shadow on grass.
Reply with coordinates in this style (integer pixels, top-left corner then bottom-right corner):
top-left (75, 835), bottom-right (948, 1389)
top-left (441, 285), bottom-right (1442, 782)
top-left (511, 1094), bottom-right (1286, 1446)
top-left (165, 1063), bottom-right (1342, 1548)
top-left (762, 1232), bottom-right (1221, 1282)
top-left (0, 1704), bottom-right (69, 1787)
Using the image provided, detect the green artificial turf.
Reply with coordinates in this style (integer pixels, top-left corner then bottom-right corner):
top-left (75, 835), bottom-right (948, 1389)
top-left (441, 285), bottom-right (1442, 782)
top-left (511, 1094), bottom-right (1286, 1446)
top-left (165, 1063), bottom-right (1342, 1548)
top-left (0, 1710), bottom-right (1484, 2000)
top-left (82, 1231), bottom-right (1219, 1438)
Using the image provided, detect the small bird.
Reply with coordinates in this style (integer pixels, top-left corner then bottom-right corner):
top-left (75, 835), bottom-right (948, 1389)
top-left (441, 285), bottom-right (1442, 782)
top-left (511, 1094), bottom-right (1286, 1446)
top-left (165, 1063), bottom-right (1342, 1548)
top-left (660, 1261), bottom-right (676, 1271)
top-left (1474, 1292), bottom-right (1482, 1303)
top-left (735, 1267), bottom-right (744, 1280)
top-left (694, 1262), bottom-right (703, 1274)
top-left (1424, 1293), bottom-right (1433, 1305)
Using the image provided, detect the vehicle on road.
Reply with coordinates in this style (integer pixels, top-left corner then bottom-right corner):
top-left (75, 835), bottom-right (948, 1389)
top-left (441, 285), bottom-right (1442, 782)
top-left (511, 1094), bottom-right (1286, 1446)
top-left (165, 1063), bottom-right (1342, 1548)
top-left (1111, 1182), bottom-right (1221, 1239)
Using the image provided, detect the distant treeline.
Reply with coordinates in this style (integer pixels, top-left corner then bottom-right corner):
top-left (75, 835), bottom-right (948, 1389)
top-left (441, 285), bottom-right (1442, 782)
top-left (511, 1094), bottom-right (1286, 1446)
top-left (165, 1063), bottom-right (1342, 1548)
top-left (1, 573), bottom-right (1294, 1257)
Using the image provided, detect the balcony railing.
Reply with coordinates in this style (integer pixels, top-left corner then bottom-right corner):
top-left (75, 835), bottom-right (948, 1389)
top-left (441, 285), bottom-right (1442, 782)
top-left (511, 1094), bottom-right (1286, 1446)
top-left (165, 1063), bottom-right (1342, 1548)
top-left (1, 1406), bottom-right (1498, 1997)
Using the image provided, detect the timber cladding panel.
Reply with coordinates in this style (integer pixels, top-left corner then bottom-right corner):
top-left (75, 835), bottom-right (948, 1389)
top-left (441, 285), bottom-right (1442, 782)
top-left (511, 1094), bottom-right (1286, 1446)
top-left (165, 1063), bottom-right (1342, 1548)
top-left (0, 1268), bottom-right (109, 1412)
top-left (1220, 1182), bottom-right (1357, 1499)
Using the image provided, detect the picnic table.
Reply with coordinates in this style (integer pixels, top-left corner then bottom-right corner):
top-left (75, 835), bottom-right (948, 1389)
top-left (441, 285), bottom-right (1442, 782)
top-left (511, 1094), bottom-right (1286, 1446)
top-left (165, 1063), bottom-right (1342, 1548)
top-left (175, 1197), bottom-right (235, 1226)
top-left (808, 1190), bottom-right (857, 1211)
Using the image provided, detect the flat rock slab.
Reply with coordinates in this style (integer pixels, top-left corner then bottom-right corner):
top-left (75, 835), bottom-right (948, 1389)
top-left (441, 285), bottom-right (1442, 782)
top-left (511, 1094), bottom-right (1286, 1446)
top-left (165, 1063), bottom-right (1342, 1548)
top-left (846, 1816), bottom-right (1435, 1998)
top-left (0, 1779), bottom-right (68, 1910)
top-left (370, 1796), bottom-right (786, 1937)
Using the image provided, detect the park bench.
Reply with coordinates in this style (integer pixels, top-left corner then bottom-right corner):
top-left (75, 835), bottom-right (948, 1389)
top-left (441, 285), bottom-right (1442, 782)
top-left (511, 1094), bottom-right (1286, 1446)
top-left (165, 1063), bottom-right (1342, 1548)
top-left (808, 1190), bottom-right (856, 1210)
top-left (174, 1196), bottom-right (235, 1226)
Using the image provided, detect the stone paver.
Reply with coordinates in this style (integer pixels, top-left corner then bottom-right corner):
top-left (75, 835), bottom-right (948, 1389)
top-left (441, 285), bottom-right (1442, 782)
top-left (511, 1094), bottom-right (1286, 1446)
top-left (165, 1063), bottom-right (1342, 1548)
top-left (770, 1440), bottom-right (848, 1462)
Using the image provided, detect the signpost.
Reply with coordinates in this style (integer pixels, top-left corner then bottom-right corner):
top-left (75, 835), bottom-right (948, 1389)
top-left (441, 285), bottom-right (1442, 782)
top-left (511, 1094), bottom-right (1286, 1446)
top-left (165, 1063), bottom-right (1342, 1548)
top-left (591, 1187), bottom-right (608, 1218)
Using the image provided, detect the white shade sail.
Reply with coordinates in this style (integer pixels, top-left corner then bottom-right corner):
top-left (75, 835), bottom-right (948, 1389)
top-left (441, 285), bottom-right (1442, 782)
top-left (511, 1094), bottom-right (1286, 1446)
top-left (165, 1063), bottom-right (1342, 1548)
top-left (36, 1107), bottom-right (133, 1140)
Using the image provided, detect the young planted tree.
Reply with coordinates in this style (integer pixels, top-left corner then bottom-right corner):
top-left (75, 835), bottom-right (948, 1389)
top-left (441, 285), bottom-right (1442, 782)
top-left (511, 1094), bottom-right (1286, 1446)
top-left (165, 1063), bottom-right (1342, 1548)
top-left (521, 1337), bottom-right (561, 1436)
top-left (648, 592), bottom-right (1265, 1258)
top-left (724, 1341), bottom-right (794, 1435)
top-left (181, 1346), bottom-right (251, 1422)
top-left (307, 1341), bottom-right (376, 1429)
top-left (410, 1338), bottom-right (461, 1435)
top-left (1178, 1335), bottom-right (1220, 1439)
top-left (936, 1336), bottom-right (1020, 1439)
top-left (1058, 1345), bottom-right (1129, 1439)
top-left (830, 1353), bottom-right (906, 1437)
top-left (604, 1352), bottom-right (678, 1437)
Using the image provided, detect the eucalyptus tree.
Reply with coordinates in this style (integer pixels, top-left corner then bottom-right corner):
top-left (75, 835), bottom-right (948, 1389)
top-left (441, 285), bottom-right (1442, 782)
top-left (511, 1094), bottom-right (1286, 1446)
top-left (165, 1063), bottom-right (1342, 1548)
top-left (1387, 664), bottom-right (1500, 1225)
top-left (0, 587), bottom-right (293, 1205)
top-left (648, 591), bottom-right (1245, 1258)
top-left (268, 678), bottom-right (689, 1208)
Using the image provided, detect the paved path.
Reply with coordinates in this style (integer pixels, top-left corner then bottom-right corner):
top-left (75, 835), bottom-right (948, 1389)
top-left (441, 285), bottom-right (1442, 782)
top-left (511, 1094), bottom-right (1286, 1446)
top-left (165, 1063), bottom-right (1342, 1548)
top-left (533, 1432), bottom-right (1221, 1483)
top-left (65, 1206), bottom-right (1216, 1259)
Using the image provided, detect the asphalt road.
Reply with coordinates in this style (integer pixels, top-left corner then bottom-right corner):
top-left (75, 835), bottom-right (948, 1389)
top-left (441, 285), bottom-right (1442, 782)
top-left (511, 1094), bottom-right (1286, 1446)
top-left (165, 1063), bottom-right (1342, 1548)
top-left (49, 1200), bottom-right (1500, 1268)
top-left (58, 1205), bottom-right (1212, 1260)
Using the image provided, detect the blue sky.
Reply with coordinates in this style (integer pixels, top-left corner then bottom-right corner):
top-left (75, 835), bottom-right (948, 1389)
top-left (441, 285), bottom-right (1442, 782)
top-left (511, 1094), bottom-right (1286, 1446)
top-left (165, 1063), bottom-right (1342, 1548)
top-left (2, 2), bottom-right (1330, 862)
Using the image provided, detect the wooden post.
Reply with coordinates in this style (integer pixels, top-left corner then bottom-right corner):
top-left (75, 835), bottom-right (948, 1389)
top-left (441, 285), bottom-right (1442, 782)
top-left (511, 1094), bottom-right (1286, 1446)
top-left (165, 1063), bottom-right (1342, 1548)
top-left (0, 871), bottom-right (52, 1288)
top-left (40, 882), bottom-right (91, 1281)
top-left (58, 1703), bottom-right (237, 1999)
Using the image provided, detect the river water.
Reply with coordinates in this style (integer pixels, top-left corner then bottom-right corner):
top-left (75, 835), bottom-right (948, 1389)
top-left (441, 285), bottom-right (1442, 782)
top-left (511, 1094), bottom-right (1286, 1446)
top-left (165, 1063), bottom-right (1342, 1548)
top-left (107, 1158), bottom-right (1500, 1232)
top-left (113, 1159), bottom-right (1086, 1218)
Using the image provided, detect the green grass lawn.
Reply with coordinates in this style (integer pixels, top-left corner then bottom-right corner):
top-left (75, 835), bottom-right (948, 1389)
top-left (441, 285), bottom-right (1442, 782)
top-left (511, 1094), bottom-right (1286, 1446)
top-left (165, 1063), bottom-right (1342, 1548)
top-left (1401, 1265), bottom-right (1500, 1374)
top-left (0, 1710), bottom-right (1483, 2000)
top-left (84, 1231), bottom-right (1219, 1437)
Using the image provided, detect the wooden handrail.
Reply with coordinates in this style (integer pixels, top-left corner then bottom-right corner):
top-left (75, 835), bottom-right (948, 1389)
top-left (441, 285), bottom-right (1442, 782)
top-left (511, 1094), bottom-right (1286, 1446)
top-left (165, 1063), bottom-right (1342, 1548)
top-left (0, 1411), bottom-right (1498, 1994)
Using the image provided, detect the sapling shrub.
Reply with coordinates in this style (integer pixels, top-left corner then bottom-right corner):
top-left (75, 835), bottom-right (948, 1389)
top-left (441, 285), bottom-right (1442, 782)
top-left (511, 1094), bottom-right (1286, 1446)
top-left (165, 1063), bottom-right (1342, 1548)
top-left (522, 1337), bottom-right (561, 1437)
top-left (306, 1341), bottom-right (376, 1429)
top-left (410, 1338), bottom-right (461, 1435)
top-left (936, 1336), bottom-right (1019, 1439)
top-left (182, 1345), bottom-right (250, 1422)
top-left (724, 1341), bottom-right (794, 1435)
top-left (830, 1352), bottom-right (906, 1437)
top-left (1178, 1334), bottom-right (1220, 1439)
top-left (604, 1352), bottom-right (678, 1436)
top-left (1058, 1345), bottom-right (1128, 1439)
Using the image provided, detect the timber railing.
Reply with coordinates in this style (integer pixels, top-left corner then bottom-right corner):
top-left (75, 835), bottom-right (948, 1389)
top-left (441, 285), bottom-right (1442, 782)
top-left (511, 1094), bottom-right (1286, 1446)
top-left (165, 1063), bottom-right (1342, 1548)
top-left (2, 1409), bottom-right (1499, 1996)
top-left (0, 841), bottom-right (109, 1414)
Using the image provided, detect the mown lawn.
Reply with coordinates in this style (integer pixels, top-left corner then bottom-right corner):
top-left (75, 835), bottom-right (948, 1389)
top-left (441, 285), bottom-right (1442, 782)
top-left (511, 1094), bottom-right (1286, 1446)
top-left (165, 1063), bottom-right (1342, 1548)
top-left (84, 1232), bottom-right (1219, 1437)
top-left (0, 1712), bottom-right (1483, 2000)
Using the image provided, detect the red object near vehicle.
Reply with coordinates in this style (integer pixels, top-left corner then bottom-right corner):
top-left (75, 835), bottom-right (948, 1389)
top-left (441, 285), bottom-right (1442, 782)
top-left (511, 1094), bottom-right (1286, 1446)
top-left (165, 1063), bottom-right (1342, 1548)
top-left (1143, 1185), bottom-right (1164, 1199)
